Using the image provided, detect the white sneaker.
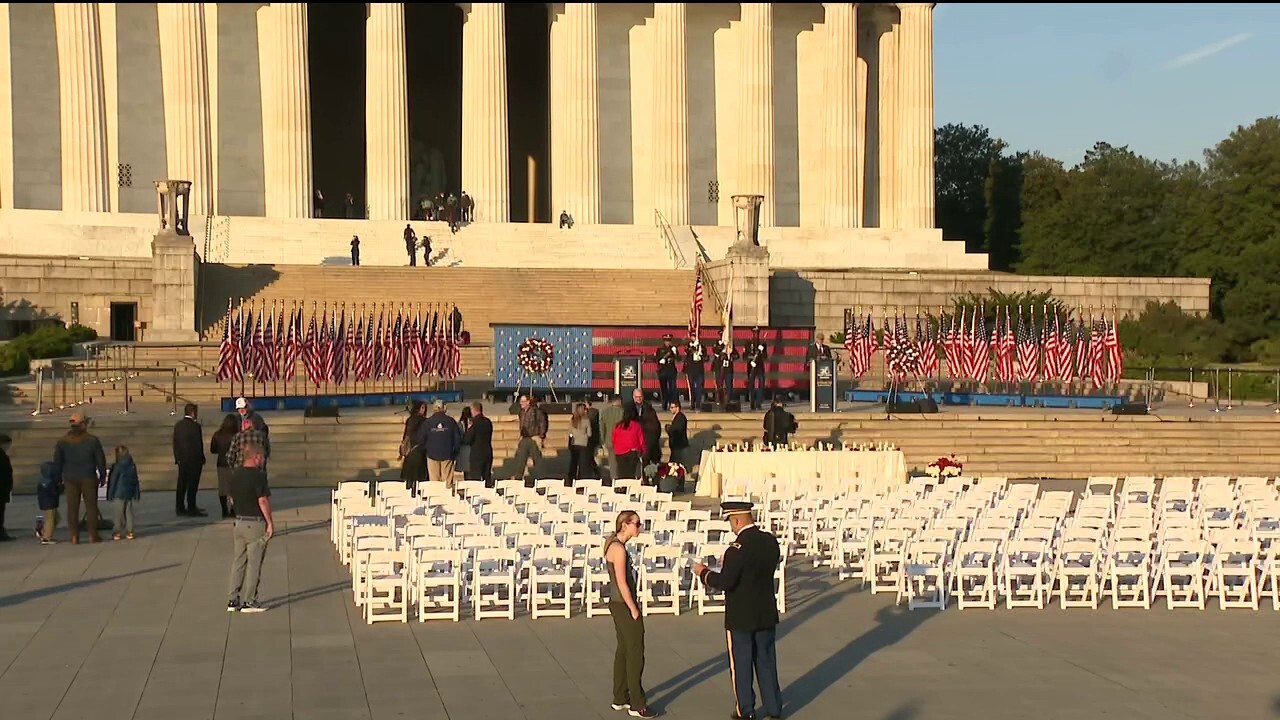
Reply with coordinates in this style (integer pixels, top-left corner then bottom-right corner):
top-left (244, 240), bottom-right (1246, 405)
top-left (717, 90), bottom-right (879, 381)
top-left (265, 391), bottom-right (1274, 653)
top-left (610, 704), bottom-right (630, 711)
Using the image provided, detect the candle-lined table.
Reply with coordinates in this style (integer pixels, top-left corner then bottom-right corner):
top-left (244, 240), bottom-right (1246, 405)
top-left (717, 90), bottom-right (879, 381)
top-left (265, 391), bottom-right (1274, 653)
top-left (695, 447), bottom-right (907, 498)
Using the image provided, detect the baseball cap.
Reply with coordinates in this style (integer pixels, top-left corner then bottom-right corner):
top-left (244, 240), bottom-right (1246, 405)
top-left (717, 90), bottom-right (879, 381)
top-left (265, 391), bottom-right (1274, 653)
top-left (235, 397), bottom-right (248, 410)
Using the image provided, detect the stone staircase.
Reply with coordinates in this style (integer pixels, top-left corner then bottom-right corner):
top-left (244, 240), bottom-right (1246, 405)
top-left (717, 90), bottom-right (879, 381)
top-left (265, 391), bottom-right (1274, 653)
top-left (5, 411), bottom-right (1278, 492)
top-left (198, 264), bottom-right (697, 343)
top-left (690, 225), bottom-right (988, 270)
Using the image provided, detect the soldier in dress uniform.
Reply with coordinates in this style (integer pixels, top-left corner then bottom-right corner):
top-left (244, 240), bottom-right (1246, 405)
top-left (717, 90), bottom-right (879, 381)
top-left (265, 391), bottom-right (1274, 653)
top-left (683, 334), bottom-right (708, 411)
top-left (654, 334), bottom-right (680, 408)
top-left (693, 501), bottom-right (783, 720)
top-left (712, 332), bottom-right (738, 407)
top-left (744, 327), bottom-right (769, 411)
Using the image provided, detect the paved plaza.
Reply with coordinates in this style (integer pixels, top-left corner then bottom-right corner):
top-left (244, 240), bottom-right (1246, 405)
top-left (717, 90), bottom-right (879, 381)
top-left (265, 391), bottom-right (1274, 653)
top-left (0, 489), bottom-right (1276, 720)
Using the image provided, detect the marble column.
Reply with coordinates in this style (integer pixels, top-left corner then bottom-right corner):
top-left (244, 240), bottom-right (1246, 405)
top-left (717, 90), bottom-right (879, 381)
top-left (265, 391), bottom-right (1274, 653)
top-left (822, 3), bottom-right (858, 228)
top-left (461, 3), bottom-right (509, 223)
top-left (157, 3), bottom-right (213, 217)
top-left (873, 4), bottom-right (898, 229)
top-left (366, 3), bottom-right (409, 220)
top-left (261, 3), bottom-right (312, 218)
top-left (736, 3), bottom-right (774, 227)
top-left (549, 3), bottom-right (600, 224)
top-left (897, 2), bottom-right (934, 229)
top-left (651, 2), bottom-right (689, 226)
top-left (54, 3), bottom-right (110, 213)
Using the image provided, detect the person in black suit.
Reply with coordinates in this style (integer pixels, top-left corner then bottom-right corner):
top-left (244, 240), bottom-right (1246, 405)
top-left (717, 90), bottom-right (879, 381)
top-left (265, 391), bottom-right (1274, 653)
top-left (693, 501), bottom-right (783, 720)
top-left (664, 401), bottom-right (689, 490)
top-left (712, 332), bottom-right (737, 406)
top-left (630, 389), bottom-right (662, 468)
top-left (461, 401), bottom-right (494, 485)
top-left (805, 335), bottom-right (833, 363)
top-left (762, 397), bottom-right (798, 445)
top-left (172, 403), bottom-right (206, 516)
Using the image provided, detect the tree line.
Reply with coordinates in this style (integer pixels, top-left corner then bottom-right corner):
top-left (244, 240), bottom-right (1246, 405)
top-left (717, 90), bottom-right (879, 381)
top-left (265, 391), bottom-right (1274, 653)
top-left (934, 117), bottom-right (1280, 366)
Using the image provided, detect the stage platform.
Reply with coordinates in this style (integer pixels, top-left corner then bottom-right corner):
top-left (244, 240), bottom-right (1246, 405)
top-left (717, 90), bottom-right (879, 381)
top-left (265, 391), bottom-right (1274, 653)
top-left (219, 389), bottom-right (464, 413)
top-left (844, 389), bottom-right (1127, 410)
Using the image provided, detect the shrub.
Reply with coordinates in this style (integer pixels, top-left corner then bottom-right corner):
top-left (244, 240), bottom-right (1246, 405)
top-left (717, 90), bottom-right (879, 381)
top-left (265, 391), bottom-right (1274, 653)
top-left (67, 324), bottom-right (98, 343)
top-left (1119, 301), bottom-right (1229, 369)
top-left (0, 344), bottom-right (29, 375)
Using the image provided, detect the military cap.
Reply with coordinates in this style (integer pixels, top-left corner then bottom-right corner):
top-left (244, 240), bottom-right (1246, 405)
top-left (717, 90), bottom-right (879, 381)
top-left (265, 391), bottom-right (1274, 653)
top-left (721, 500), bottom-right (754, 518)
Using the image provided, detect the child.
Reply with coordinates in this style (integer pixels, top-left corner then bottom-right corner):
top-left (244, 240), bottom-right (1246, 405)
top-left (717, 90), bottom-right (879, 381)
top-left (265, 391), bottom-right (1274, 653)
top-left (36, 460), bottom-right (61, 545)
top-left (106, 445), bottom-right (140, 540)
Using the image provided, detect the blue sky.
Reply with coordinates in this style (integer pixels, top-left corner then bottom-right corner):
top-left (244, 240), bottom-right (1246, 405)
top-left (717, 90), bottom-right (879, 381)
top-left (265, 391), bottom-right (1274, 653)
top-left (934, 3), bottom-right (1280, 166)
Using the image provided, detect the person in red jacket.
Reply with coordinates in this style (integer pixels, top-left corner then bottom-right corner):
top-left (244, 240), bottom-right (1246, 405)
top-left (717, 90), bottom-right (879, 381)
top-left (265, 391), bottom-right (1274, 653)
top-left (610, 404), bottom-right (646, 480)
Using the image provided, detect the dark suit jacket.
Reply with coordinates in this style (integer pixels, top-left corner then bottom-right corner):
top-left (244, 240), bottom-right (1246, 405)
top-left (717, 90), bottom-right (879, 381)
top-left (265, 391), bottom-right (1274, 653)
top-left (461, 415), bottom-right (494, 474)
top-left (665, 412), bottom-right (689, 449)
top-left (805, 342), bottom-right (833, 362)
top-left (173, 416), bottom-right (205, 466)
top-left (700, 524), bottom-right (781, 632)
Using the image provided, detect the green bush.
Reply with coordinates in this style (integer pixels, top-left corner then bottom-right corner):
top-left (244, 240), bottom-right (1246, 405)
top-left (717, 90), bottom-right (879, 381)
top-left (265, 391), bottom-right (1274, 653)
top-left (1119, 301), bottom-right (1230, 369)
top-left (0, 344), bottom-right (29, 375)
top-left (10, 325), bottom-right (74, 361)
top-left (67, 324), bottom-right (98, 343)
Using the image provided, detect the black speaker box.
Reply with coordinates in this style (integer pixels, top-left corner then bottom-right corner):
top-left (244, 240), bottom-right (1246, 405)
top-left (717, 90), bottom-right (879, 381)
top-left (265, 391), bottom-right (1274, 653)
top-left (916, 397), bottom-right (940, 414)
top-left (1111, 402), bottom-right (1148, 416)
top-left (714, 401), bottom-right (742, 413)
top-left (305, 405), bottom-right (340, 418)
top-left (887, 399), bottom-right (939, 414)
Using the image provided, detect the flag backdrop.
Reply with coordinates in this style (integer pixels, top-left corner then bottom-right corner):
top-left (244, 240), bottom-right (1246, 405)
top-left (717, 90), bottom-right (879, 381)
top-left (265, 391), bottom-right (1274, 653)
top-left (494, 326), bottom-right (594, 389)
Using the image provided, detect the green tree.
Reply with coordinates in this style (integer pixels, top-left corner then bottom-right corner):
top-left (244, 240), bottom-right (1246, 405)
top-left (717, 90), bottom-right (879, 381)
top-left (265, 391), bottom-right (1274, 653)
top-left (983, 153), bottom-right (1024, 271)
top-left (1119, 301), bottom-right (1229, 368)
top-left (934, 123), bottom-right (1007, 254)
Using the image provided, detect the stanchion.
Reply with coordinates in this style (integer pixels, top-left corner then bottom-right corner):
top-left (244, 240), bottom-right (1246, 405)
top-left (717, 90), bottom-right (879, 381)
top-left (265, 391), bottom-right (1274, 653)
top-left (31, 368), bottom-right (43, 416)
top-left (1144, 368), bottom-right (1154, 413)
top-left (1212, 368), bottom-right (1221, 413)
top-left (1226, 369), bottom-right (1234, 411)
top-left (122, 372), bottom-right (131, 415)
top-left (171, 369), bottom-right (178, 416)
top-left (1274, 369), bottom-right (1279, 415)
top-left (1188, 366), bottom-right (1195, 408)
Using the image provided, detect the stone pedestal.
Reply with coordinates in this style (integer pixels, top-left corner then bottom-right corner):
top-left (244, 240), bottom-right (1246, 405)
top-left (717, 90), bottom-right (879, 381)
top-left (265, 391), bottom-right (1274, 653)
top-left (149, 180), bottom-right (198, 341)
top-left (705, 243), bottom-right (771, 329)
top-left (732, 194), bottom-right (764, 247)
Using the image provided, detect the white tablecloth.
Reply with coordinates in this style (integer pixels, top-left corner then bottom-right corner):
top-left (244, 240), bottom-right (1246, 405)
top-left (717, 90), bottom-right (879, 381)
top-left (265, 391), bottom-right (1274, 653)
top-left (696, 449), bottom-right (907, 498)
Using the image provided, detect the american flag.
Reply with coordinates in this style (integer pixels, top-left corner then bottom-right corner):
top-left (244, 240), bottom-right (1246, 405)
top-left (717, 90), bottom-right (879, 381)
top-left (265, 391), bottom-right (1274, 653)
top-left (240, 307), bottom-right (256, 379)
top-left (384, 309), bottom-right (403, 378)
top-left (248, 311), bottom-right (264, 382)
top-left (351, 311), bottom-right (367, 382)
top-left (303, 309), bottom-right (322, 386)
top-left (321, 307), bottom-right (338, 385)
top-left (448, 306), bottom-right (462, 379)
top-left (369, 308), bottom-right (384, 378)
top-left (408, 308), bottom-right (425, 378)
top-left (280, 306), bottom-right (299, 381)
top-left (1104, 310), bottom-right (1124, 382)
top-left (993, 306), bottom-right (1016, 383)
top-left (689, 266), bottom-right (705, 339)
top-left (943, 311), bottom-right (960, 380)
top-left (916, 313), bottom-right (938, 378)
top-left (1042, 307), bottom-right (1065, 382)
top-left (846, 312), bottom-right (874, 380)
top-left (329, 308), bottom-right (347, 384)
top-left (1088, 314), bottom-right (1107, 387)
top-left (421, 308), bottom-right (435, 376)
top-left (1014, 306), bottom-right (1039, 382)
top-left (260, 307), bottom-right (276, 383)
top-left (358, 310), bottom-right (376, 381)
top-left (843, 309), bottom-right (855, 371)
top-left (1074, 313), bottom-right (1091, 384)
top-left (969, 305), bottom-right (990, 382)
top-left (215, 301), bottom-right (241, 383)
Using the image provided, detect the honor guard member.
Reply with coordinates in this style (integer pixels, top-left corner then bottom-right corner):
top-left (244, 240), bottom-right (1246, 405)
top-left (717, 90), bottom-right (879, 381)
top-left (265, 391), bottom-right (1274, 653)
top-left (712, 332), bottom-right (738, 407)
top-left (683, 335), bottom-right (708, 410)
top-left (744, 327), bottom-right (769, 411)
top-left (693, 501), bottom-right (783, 720)
top-left (655, 334), bottom-right (681, 408)
top-left (805, 335), bottom-right (833, 363)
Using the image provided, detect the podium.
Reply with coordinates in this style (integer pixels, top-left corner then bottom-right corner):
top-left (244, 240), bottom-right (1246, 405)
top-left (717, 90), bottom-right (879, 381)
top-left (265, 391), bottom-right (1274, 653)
top-left (810, 358), bottom-right (838, 412)
top-left (615, 356), bottom-right (642, 399)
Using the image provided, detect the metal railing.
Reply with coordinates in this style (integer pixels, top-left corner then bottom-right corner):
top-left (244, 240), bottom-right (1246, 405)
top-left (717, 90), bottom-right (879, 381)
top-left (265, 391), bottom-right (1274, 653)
top-left (653, 208), bottom-right (688, 269)
top-left (653, 209), bottom-right (726, 319)
top-left (1142, 365), bottom-right (1280, 413)
top-left (30, 362), bottom-right (179, 416)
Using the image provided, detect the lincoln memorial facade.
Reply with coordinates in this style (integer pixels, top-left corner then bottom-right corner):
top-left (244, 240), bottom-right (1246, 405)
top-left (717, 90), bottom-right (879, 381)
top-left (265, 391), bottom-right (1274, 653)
top-left (0, 2), bottom-right (939, 234)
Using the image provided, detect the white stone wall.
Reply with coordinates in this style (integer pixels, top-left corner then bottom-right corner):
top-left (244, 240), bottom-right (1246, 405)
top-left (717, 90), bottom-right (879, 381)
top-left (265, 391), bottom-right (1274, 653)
top-left (770, 269), bottom-right (1214, 340)
top-left (0, 254), bottom-right (152, 339)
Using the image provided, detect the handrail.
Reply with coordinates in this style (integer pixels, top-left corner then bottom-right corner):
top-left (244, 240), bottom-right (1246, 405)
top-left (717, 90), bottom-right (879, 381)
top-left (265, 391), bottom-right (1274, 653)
top-left (653, 208), bottom-right (688, 269)
top-left (652, 208), bottom-right (724, 320)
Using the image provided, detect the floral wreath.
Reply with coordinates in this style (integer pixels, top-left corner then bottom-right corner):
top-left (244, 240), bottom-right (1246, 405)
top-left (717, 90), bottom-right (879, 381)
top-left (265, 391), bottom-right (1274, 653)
top-left (518, 337), bottom-right (554, 374)
top-left (659, 462), bottom-right (687, 479)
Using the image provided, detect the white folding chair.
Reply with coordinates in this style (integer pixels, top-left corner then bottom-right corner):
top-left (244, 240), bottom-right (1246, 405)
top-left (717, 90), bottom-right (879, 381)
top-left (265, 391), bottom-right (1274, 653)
top-left (363, 549), bottom-right (410, 624)
top-left (415, 549), bottom-right (463, 622)
top-left (528, 547), bottom-right (574, 619)
top-left (955, 540), bottom-right (1000, 609)
top-left (472, 549), bottom-right (519, 620)
top-left (639, 546), bottom-right (683, 616)
top-left (1156, 539), bottom-right (1207, 610)
top-left (1215, 538), bottom-right (1260, 610)
top-left (903, 540), bottom-right (949, 610)
top-left (1055, 538), bottom-right (1102, 609)
top-left (1003, 539), bottom-right (1051, 609)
